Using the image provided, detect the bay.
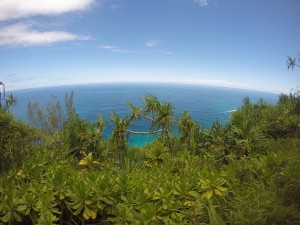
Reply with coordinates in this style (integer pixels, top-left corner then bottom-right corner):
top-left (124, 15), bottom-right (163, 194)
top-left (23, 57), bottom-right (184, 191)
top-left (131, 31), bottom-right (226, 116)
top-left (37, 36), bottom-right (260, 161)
top-left (10, 83), bottom-right (278, 146)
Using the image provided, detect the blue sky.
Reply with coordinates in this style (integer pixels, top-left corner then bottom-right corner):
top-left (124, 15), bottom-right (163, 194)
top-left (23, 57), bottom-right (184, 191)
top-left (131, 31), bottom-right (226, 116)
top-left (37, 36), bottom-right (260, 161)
top-left (0, 0), bottom-right (299, 93)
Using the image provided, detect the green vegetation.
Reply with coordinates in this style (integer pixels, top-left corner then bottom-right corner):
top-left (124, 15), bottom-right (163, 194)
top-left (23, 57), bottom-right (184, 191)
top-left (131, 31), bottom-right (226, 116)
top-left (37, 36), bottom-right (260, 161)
top-left (1, 89), bottom-right (300, 224)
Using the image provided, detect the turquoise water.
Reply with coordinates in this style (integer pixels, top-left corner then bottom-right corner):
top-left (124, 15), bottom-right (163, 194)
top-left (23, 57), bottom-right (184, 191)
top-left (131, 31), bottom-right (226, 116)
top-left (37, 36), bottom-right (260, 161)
top-left (11, 83), bottom-right (278, 146)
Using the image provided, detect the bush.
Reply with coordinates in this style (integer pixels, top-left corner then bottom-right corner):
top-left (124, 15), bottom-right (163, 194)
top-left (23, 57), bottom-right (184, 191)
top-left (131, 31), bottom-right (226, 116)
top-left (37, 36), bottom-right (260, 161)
top-left (0, 110), bottom-right (38, 173)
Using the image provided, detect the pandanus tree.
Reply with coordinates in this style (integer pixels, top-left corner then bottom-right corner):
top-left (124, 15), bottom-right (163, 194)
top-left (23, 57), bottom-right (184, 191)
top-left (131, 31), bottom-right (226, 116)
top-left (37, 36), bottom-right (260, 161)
top-left (126, 102), bottom-right (163, 135)
top-left (142, 95), bottom-right (175, 155)
top-left (143, 94), bottom-right (160, 117)
top-left (286, 54), bottom-right (300, 71)
top-left (111, 112), bottom-right (130, 154)
top-left (178, 110), bottom-right (195, 152)
top-left (0, 82), bottom-right (16, 113)
top-left (95, 115), bottom-right (105, 136)
top-left (125, 95), bottom-right (175, 156)
top-left (229, 108), bottom-right (268, 157)
top-left (152, 101), bottom-right (174, 155)
top-left (128, 102), bottom-right (141, 121)
top-left (209, 121), bottom-right (228, 154)
top-left (5, 93), bottom-right (17, 113)
top-left (72, 116), bottom-right (105, 156)
top-left (286, 53), bottom-right (300, 115)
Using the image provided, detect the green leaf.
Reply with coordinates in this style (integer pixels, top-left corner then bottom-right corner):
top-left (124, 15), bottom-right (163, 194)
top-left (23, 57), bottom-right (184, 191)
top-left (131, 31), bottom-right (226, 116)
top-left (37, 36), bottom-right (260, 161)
top-left (206, 199), bottom-right (225, 225)
top-left (59, 192), bottom-right (65, 200)
top-left (1, 213), bottom-right (12, 223)
top-left (72, 202), bottom-right (83, 210)
top-left (216, 186), bottom-right (227, 192)
top-left (199, 179), bottom-right (211, 189)
top-left (203, 190), bottom-right (213, 200)
top-left (17, 205), bottom-right (27, 212)
top-left (214, 189), bottom-right (222, 196)
top-left (90, 209), bottom-right (97, 219)
top-left (73, 207), bottom-right (83, 216)
top-left (12, 212), bottom-right (22, 222)
top-left (97, 202), bottom-right (104, 210)
top-left (101, 197), bottom-right (114, 205)
top-left (188, 191), bottom-right (200, 199)
top-left (85, 200), bottom-right (94, 205)
top-left (83, 207), bottom-right (90, 220)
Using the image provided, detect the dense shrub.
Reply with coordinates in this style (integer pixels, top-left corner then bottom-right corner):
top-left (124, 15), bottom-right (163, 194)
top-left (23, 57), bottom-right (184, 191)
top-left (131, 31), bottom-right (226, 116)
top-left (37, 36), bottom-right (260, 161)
top-left (1, 92), bottom-right (300, 224)
top-left (0, 109), bottom-right (38, 173)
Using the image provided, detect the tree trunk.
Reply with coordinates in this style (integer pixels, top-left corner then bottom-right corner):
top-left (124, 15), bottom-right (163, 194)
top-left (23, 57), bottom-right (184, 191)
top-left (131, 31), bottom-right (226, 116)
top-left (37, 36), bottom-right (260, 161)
top-left (165, 130), bottom-right (173, 156)
top-left (138, 114), bottom-right (155, 121)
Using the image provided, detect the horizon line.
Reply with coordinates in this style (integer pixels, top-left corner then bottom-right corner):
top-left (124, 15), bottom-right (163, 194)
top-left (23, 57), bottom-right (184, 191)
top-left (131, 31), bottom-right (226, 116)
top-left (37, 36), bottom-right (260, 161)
top-left (5, 80), bottom-right (282, 95)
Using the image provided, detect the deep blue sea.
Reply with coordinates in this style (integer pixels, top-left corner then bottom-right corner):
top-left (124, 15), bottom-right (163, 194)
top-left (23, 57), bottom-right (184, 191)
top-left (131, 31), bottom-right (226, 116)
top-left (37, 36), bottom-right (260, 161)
top-left (10, 83), bottom-right (278, 146)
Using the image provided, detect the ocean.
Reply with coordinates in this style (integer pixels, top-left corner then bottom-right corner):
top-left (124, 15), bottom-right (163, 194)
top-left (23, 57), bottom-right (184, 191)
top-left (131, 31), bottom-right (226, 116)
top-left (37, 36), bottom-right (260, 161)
top-left (10, 83), bottom-right (279, 146)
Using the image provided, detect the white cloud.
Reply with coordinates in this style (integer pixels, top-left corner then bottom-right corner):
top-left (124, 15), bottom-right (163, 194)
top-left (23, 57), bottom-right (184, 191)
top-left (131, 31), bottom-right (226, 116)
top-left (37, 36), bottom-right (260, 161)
top-left (145, 39), bottom-right (160, 48)
top-left (100, 45), bottom-right (140, 53)
top-left (101, 44), bottom-right (173, 55)
top-left (194, 0), bottom-right (208, 7)
top-left (101, 45), bottom-right (116, 50)
top-left (0, 23), bottom-right (89, 47)
top-left (0, 0), bottom-right (94, 21)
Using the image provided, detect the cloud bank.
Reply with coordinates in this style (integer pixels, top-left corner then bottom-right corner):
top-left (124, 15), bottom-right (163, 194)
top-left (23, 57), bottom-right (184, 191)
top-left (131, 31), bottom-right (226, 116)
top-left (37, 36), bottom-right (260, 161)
top-left (0, 0), bottom-right (94, 47)
top-left (0, 23), bottom-right (89, 46)
top-left (0, 0), bottom-right (94, 21)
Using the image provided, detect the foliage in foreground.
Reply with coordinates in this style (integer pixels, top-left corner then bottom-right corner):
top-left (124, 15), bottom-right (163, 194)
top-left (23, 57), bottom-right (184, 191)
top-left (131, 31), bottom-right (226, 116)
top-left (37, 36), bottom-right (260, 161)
top-left (1, 90), bottom-right (300, 224)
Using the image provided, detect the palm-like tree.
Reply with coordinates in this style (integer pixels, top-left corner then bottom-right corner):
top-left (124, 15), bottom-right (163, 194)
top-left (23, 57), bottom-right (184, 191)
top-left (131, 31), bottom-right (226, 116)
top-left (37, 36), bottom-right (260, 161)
top-left (144, 141), bottom-right (169, 164)
top-left (128, 102), bottom-right (154, 122)
top-left (153, 102), bottom-right (174, 130)
top-left (111, 112), bottom-right (129, 154)
top-left (143, 94), bottom-right (160, 116)
top-left (286, 54), bottom-right (300, 71)
top-left (126, 101), bottom-right (164, 136)
top-left (128, 102), bottom-right (141, 121)
top-left (229, 111), bottom-right (268, 156)
top-left (152, 101), bottom-right (174, 155)
top-left (5, 93), bottom-right (17, 113)
top-left (178, 110), bottom-right (195, 151)
top-left (95, 115), bottom-right (105, 136)
top-left (142, 95), bottom-right (175, 155)
top-left (112, 95), bottom-right (175, 156)
top-left (210, 122), bottom-right (227, 147)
